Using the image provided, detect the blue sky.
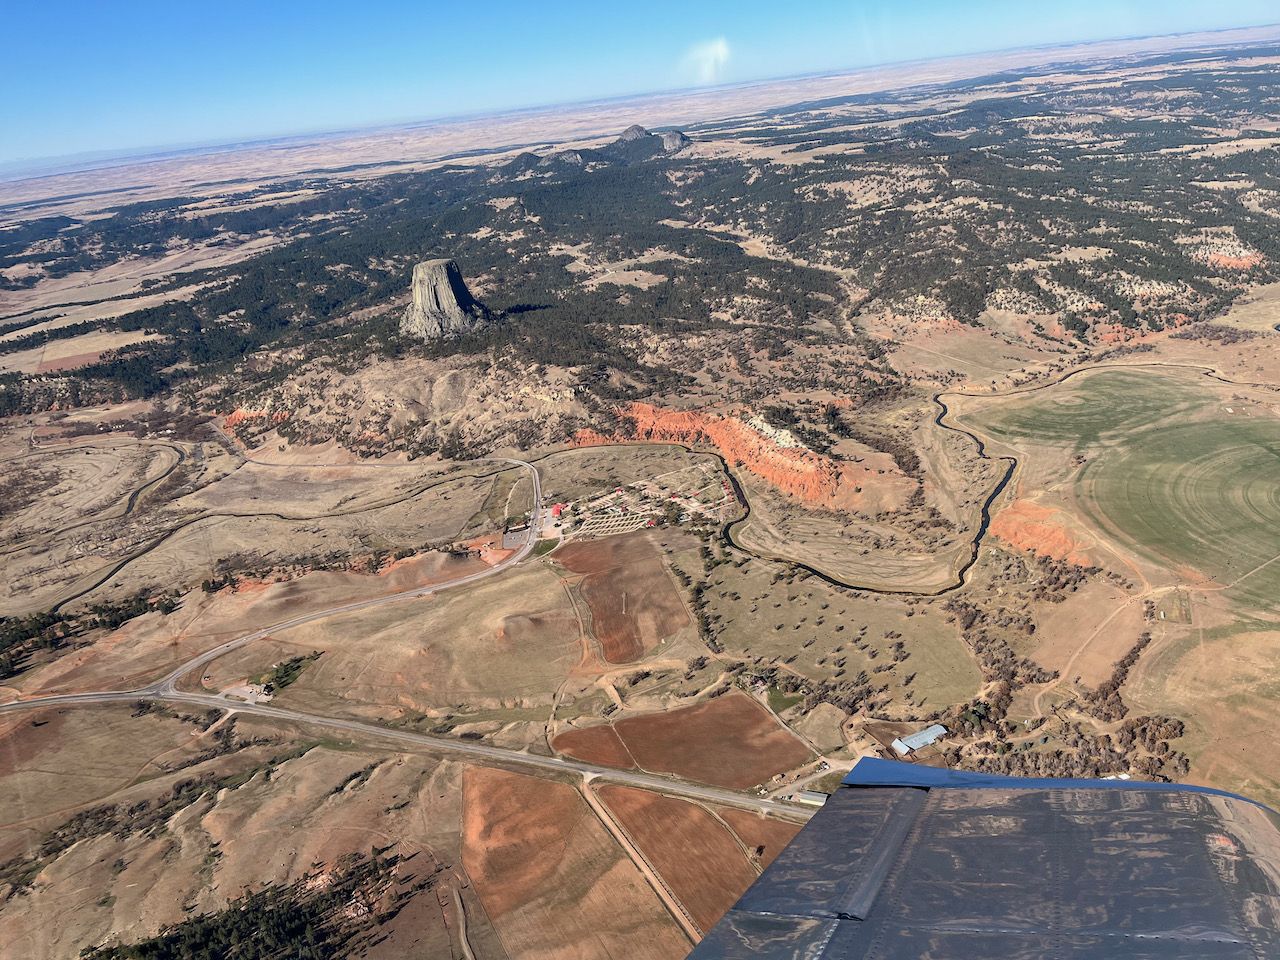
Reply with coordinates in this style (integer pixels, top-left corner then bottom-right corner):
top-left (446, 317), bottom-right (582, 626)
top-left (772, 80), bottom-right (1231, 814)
top-left (3, 1), bottom-right (1277, 167)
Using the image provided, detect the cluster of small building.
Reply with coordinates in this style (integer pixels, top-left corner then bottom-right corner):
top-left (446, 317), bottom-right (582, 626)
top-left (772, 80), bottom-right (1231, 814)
top-left (548, 467), bottom-right (734, 541)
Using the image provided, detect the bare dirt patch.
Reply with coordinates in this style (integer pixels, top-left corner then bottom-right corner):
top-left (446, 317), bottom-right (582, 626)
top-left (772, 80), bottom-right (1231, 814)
top-left (989, 498), bottom-right (1095, 565)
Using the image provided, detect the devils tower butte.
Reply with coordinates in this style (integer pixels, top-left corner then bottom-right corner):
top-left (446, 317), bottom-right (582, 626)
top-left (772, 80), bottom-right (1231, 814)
top-left (401, 258), bottom-right (493, 340)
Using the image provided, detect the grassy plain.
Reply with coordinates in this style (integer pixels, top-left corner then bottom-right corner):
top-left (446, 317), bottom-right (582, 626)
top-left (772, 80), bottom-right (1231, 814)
top-left (701, 553), bottom-right (983, 712)
top-left (246, 562), bottom-right (582, 724)
top-left (1128, 614), bottom-right (1280, 809)
top-left (0, 440), bottom-right (178, 546)
top-left (4, 552), bottom-right (486, 700)
top-left (536, 444), bottom-right (719, 503)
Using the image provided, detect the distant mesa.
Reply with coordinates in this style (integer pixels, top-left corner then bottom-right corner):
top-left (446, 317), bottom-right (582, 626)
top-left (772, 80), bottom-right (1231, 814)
top-left (400, 258), bottom-right (493, 340)
top-left (538, 148), bottom-right (592, 167)
top-left (612, 124), bottom-right (692, 154)
top-left (661, 130), bottom-right (692, 152)
top-left (512, 126), bottom-right (692, 173)
top-left (618, 123), bottom-right (651, 142)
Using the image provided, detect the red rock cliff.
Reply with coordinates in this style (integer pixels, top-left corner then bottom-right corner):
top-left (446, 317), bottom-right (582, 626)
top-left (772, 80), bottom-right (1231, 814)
top-left (578, 402), bottom-right (912, 512)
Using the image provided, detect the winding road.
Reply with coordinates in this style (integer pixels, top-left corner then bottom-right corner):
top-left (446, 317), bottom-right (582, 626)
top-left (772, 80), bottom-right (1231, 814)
top-left (42, 452), bottom-right (522, 614)
top-left (14, 360), bottom-right (1243, 819)
top-left (717, 359), bottom-right (1265, 597)
top-left (0, 452), bottom-right (808, 821)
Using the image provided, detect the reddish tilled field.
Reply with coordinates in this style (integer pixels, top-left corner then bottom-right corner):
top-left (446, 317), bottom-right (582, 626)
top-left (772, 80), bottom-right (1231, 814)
top-left (717, 808), bottom-right (804, 869)
top-left (554, 532), bottom-right (689, 663)
top-left (551, 723), bottom-right (637, 770)
top-left (597, 785), bottom-right (757, 934)
top-left (461, 767), bottom-right (687, 960)
top-left (556, 693), bottom-right (812, 790)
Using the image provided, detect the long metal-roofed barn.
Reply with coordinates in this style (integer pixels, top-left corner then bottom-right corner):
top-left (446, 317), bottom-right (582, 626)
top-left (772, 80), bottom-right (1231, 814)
top-left (691, 758), bottom-right (1280, 959)
top-left (889, 723), bottom-right (946, 757)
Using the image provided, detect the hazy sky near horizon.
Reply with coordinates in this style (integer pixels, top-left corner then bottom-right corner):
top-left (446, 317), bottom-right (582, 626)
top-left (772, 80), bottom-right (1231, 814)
top-left (4, 0), bottom-right (1277, 166)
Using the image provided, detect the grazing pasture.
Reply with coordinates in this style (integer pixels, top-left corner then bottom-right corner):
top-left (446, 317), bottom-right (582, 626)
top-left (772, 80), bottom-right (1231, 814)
top-left (967, 366), bottom-right (1280, 609)
top-left (1076, 417), bottom-right (1280, 608)
top-left (973, 367), bottom-right (1209, 447)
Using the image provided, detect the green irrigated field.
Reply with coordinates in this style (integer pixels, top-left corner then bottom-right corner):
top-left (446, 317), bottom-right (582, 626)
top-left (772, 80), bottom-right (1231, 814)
top-left (975, 368), bottom-right (1210, 447)
top-left (969, 367), bottom-right (1280, 611)
top-left (1077, 417), bottom-right (1280, 609)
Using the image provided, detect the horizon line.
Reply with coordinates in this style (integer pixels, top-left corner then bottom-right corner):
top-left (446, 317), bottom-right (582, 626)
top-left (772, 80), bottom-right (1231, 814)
top-left (5, 19), bottom-right (1280, 186)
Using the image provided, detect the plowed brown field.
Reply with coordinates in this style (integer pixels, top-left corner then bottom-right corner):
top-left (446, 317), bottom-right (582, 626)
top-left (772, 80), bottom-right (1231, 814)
top-left (554, 693), bottom-right (812, 789)
top-left (717, 808), bottom-right (804, 869)
top-left (597, 785), bottom-right (757, 934)
top-left (551, 724), bottom-right (636, 770)
top-left (554, 532), bottom-right (689, 663)
top-left (461, 767), bottom-right (687, 960)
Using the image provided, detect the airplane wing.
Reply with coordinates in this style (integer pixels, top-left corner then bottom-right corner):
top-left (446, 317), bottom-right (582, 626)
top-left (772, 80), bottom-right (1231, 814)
top-left (691, 758), bottom-right (1280, 959)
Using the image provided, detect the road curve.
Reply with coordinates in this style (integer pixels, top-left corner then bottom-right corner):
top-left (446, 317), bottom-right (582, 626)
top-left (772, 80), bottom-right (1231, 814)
top-left (0, 687), bottom-right (805, 819)
top-left (0, 453), bottom-right (808, 819)
top-left (714, 359), bottom-right (1262, 597)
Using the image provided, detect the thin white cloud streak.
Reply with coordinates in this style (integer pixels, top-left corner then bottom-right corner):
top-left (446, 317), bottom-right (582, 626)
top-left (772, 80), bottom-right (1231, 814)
top-left (680, 37), bottom-right (731, 85)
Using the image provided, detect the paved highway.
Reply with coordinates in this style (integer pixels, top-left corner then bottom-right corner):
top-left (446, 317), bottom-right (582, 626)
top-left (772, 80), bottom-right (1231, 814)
top-left (0, 687), bottom-right (804, 817)
top-left (0, 456), bottom-right (810, 821)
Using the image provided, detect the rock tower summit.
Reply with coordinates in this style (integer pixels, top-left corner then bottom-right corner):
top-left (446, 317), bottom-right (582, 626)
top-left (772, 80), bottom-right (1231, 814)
top-left (400, 258), bottom-right (493, 340)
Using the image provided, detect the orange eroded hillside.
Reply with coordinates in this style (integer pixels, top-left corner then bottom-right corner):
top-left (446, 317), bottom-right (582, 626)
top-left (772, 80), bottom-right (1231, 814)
top-left (989, 499), bottom-right (1092, 565)
top-left (578, 402), bottom-right (912, 511)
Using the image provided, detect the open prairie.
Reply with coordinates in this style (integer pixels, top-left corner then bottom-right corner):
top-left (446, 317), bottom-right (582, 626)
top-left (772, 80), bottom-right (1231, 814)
top-left (535, 444), bottom-right (722, 503)
top-left (1127, 615), bottom-right (1280, 808)
top-left (699, 550), bottom-right (984, 714)
top-left (2, 550), bottom-right (488, 700)
top-left (0, 440), bottom-right (178, 551)
top-left (214, 562), bottom-right (582, 727)
top-left (0, 424), bottom-right (506, 615)
top-left (0, 704), bottom-right (497, 960)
